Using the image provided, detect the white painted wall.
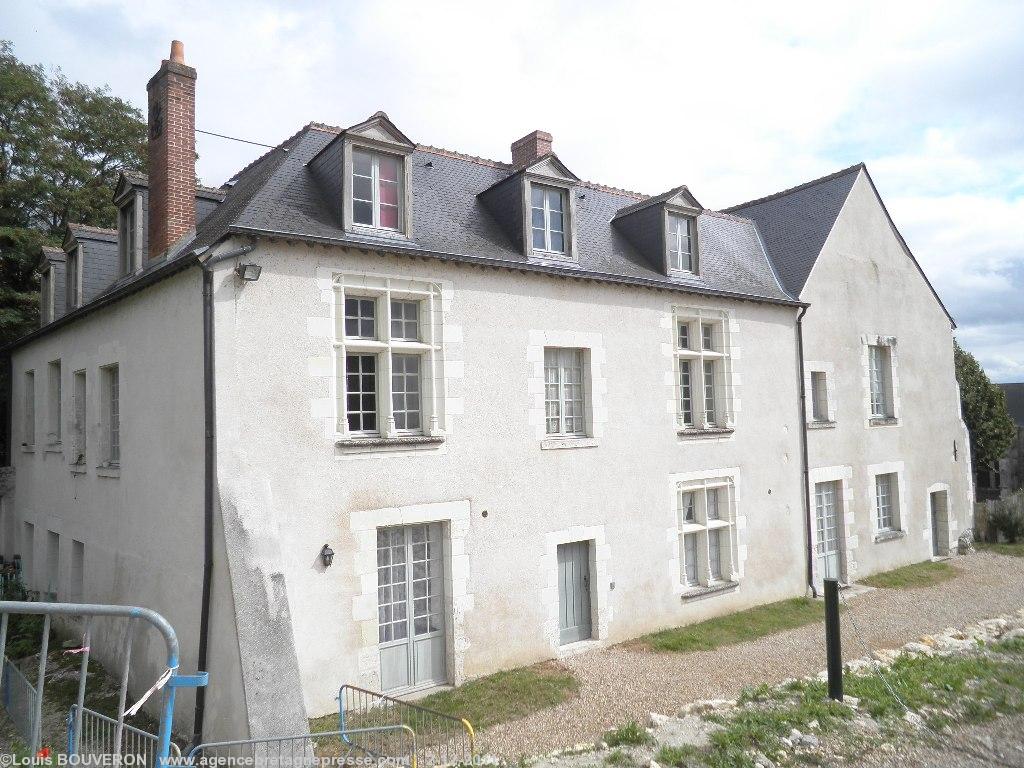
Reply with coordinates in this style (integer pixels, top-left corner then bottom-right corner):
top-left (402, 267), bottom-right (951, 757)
top-left (209, 238), bottom-right (809, 718)
top-left (801, 170), bottom-right (974, 582)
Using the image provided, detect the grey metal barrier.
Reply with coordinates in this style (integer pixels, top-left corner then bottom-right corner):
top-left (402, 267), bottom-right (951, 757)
top-left (1, 654), bottom-right (36, 744)
top-left (0, 600), bottom-right (208, 759)
top-left (338, 684), bottom-right (474, 767)
top-left (187, 726), bottom-right (417, 767)
top-left (67, 705), bottom-right (183, 765)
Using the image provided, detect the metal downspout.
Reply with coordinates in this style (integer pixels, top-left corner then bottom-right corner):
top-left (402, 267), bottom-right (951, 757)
top-left (192, 243), bottom-right (255, 747)
top-left (796, 306), bottom-right (817, 598)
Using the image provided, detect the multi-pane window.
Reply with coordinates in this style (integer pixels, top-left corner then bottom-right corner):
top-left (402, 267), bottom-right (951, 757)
top-left (352, 149), bottom-right (401, 230)
top-left (677, 479), bottom-right (736, 588)
top-left (47, 360), bottom-right (61, 444)
top-left (103, 365), bottom-right (120, 465)
top-left (67, 247), bottom-right (81, 310)
top-left (544, 348), bottom-right (586, 436)
top-left (376, 528), bottom-right (409, 644)
top-left (531, 185), bottom-right (566, 254)
top-left (868, 344), bottom-right (894, 418)
top-left (875, 473), bottom-right (900, 532)
top-left (40, 269), bottom-right (53, 324)
top-left (667, 214), bottom-right (694, 272)
top-left (118, 200), bottom-right (137, 275)
top-left (675, 310), bottom-right (732, 429)
top-left (72, 370), bottom-right (86, 462)
top-left (811, 371), bottom-right (829, 422)
top-left (335, 279), bottom-right (442, 440)
top-left (24, 370), bottom-right (35, 446)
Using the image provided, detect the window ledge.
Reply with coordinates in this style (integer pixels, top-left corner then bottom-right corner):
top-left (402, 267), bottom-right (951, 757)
top-left (807, 420), bottom-right (837, 430)
top-left (44, 443), bottom-right (63, 454)
top-left (874, 529), bottom-right (905, 543)
top-left (868, 417), bottom-right (899, 427)
top-left (677, 427), bottom-right (734, 439)
top-left (680, 581), bottom-right (739, 602)
top-left (20, 445), bottom-right (35, 454)
top-left (96, 464), bottom-right (121, 478)
top-left (540, 437), bottom-right (599, 451)
top-left (335, 435), bottom-right (445, 452)
top-left (69, 464), bottom-right (87, 476)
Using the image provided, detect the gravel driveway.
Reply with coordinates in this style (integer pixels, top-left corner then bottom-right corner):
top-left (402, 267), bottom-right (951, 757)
top-left (480, 551), bottom-right (1024, 758)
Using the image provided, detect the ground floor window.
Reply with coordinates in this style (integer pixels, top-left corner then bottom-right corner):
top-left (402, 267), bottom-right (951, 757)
top-left (677, 478), bottom-right (737, 588)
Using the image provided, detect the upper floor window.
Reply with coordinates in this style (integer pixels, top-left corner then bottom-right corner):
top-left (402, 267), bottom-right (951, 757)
top-left (47, 360), bottom-right (61, 445)
top-left (352, 149), bottom-right (401, 230)
top-left (544, 348), bottom-right (587, 437)
top-left (118, 199), bottom-right (138, 275)
top-left (102, 364), bottom-right (120, 466)
top-left (811, 371), bottom-right (829, 422)
top-left (868, 343), bottom-right (895, 418)
top-left (72, 369), bottom-right (87, 464)
top-left (40, 268), bottom-right (54, 324)
top-left (66, 247), bottom-right (81, 310)
top-left (23, 370), bottom-right (35, 447)
top-left (677, 477), bottom-right (737, 589)
top-left (531, 185), bottom-right (566, 254)
top-left (674, 309), bottom-right (734, 431)
top-left (667, 214), bottom-right (694, 273)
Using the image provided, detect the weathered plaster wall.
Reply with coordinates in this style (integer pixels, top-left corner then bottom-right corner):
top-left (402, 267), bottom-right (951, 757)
top-left (210, 238), bottom-right (808, 718)
top-left (801, 170), bottom-right (974, 582)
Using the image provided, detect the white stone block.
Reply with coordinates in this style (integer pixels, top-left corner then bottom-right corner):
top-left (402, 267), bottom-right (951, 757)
top-left (307, 317), bottom-right (333, 338)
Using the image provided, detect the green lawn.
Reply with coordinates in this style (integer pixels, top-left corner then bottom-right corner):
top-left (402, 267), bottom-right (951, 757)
top-left (638, 597), bottom-right (824, 653)
top-left (977, 541), bottom-right (1024, 558)
top-left (860, 560), bottom-right (958, 589)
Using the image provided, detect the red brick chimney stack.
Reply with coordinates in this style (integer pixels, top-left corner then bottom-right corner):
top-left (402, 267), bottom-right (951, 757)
top-left (511, 130), bottom-right (553, 167)
top-left (147, 40), bottom-right (196, 259)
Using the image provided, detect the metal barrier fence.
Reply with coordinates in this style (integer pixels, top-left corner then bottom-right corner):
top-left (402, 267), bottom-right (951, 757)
top-left (67, 705), bottom-right (182, 765)
top-left (0, 600), bottom-right (207, 758)
top-left (1, 655), bottom-right (36, 744)
top-left (188, 726), bottom-right (417, 767)
top-left (338, 684), bottom-right (474, 767)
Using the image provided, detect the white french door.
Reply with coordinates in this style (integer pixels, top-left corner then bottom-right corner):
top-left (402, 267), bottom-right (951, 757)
top-left (814, 481), bottom-right (843, 584)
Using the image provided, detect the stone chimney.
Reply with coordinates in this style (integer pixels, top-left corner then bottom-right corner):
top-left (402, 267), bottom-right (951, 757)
top-left (511, 130), bottom-right (553, 167)
top-left (146, 40), bottom-right (196, 259)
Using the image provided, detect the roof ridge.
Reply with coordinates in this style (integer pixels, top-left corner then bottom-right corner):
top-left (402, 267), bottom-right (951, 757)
top-left (122, 170), bottom-right (224, 197)
top-left (225, 125), bottom-right (310, 183)
top-left (723, 163), bottom-right (865, 212)
top-left (68, 223), bottom-right (117, 234)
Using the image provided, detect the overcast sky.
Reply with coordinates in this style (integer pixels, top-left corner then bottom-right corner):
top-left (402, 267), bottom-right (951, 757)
top-left (7, 0), bottom-right (1023, 382)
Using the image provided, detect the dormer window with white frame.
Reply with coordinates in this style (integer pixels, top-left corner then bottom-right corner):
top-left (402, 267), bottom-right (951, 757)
top-left (352, 149), bottom-right (402, 230)
top-left (666, 213), bottom-right (695, 273)
top-left (66, 246), bottom-right (82, 311)
top-left (118, 196), bottom-right (141, 276)
top-left (334, 274), bottom-right (445, 447)
top-left (531, 185), bottom-right (566, 254)
top-left (674, 307), bottom-right (735, 433)
top-left (40, 267), bottom-right (54, 324)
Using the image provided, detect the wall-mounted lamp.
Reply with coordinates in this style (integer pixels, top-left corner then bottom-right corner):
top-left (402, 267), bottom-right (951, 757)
top-left (234, 263), bottom-right (262, 281)
top-left (320, 544), bottom-right (335, 568)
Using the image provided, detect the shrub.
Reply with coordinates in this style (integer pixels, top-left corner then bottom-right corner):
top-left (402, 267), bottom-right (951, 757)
top-left (989, 492), bottom-right (1024, 543)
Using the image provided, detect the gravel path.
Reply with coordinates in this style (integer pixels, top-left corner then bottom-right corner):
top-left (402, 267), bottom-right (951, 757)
top-left (480, 551), bottom-right (1024, 759)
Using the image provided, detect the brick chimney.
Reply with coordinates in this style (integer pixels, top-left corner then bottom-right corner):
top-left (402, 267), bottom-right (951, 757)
top-left (511, 130), bottom-right (553, 167)
top-left (146, 40), bottom-right (196, 259)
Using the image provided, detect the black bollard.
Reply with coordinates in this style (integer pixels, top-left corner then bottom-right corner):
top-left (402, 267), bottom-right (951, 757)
top-left (824, 577), bottom-right (843, 701)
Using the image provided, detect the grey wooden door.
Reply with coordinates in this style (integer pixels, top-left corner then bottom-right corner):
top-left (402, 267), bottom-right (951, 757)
top-left (814, 482), bottom-right (842, 583)
top-left (377, 523), bottom-right (447, 692)
top-left (557, 541), bottom-right (592, 645)
top-left (930, 491), bottom-right (949, 557)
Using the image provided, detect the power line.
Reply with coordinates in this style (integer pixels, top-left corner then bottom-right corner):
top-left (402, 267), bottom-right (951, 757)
top-left (196, 128), bottom-right (277, 149)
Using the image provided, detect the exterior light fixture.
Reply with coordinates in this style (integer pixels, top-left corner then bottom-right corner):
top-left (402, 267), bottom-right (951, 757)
top-left (320, 544), bottom-right (335, 568)
top-left (234, 263), bottom-right (262, 281)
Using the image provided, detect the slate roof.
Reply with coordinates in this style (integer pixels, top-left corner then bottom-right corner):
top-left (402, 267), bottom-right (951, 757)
top-left (725, 165), bottom-right (861, 297)
top-left (1001, 383), bottom-right (1024, 427)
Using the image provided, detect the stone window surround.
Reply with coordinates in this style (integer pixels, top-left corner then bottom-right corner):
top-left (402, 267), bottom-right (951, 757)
top-left (924, 481), bottom-right (958, 556)
top-left (349, 499), bottom-right (473, 692)
top-left (867, 460), bottom-right (908, 541)
top-left (341, 137), bottom-right (415, 239)
top-left (666, 466), bottom-right (747, 597)
top-left (522, 173), bottom-right (579, 265)
top-left (307, 264), bottom-right (464, 457)
top-left (540, 524), bottom-right (612, 655)
top-left (665, 305), bottom-right (739, 434)
top-left (861, 334), bottom-right (900, 427)
top-left (808, 464), bottom-right (857, 584)
top-left (805, 360), bottom-right (837, 426)
top-left (115, 191), bottom-right (145, 277)
top-left (527, 330), bottom-right (607, 445)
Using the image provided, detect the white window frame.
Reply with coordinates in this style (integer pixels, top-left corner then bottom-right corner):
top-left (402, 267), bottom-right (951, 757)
top-left (100, 364), bottom-right (120, 467)
top-left (543, 347), bottom-right (588, 437)
top-left (666, 213), bottom-right (695, 274)
top-left (67, 245), bottom-right (83, 310)
top-left (47, 360), bottom-right (61, 446)
top-left (72, 369), bottom-right (87, 465)
top-left (874, 473), bottom-right (899, 533)
top-left (351, 148), bottom-right (403, 232)
top-left (673, 307), bottom-right (735, 430)
top-left (23, 370), bottom-right (35, 447)
top-left (530, 184), bottom-right (567, 255)
top-left (118, 197), bottom-right (140, 275)
top-left (523, 176), bottom-right (577, 263)
top-left (40, 268), bottom-right (54, 324)
top-left (863, 336), bottom-right (899, 424)
top-left (674, 475), bottom-right (739, 590)
top-left (867, 461), bottom-right (907, 540)
top-left (334, 275), bottom-right (444, 441)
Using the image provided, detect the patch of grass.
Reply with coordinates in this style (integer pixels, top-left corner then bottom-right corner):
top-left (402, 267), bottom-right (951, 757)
top-left (977, 541), bottom-right (1024, 558)
top-left (655, 744), bottom-right (704, 767)
top-left (415, 661), bottom-right (578, 731)
top-left (603, 721), bottom-right (652, 747)
top-left (860, 560), bottom-right (958, 589)
top-left (603, 748), bottom-right (633, 766)
top-left (639, 598), bottom-right (824, 653)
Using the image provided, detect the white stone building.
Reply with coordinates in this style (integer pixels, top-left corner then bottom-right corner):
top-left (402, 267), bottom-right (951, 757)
top-left (0, 42), bottom-right (972, 741)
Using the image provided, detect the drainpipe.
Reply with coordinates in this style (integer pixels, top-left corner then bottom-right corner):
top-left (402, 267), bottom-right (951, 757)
top-left (192, 243), bottom-right (255, 747)
top-left (795, 306), bottom-right (816, 598)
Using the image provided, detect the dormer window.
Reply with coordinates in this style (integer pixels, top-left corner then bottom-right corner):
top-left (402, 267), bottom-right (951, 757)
top-left (667, 214), bottom-right (694, 273)
top-left (352, 149), bottom-right (402, 230)
top-left (66, 246), bottom-right (82, 311)
top-left (40, 268), bottom-right (54, 324)
top-left (531, 185), bottom-right (566, 254)
top-left (118, 198), bottom-right (139, 275)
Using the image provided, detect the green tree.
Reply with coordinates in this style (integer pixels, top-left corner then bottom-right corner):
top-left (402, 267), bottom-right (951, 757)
top-left (954, 339), bottom-right (1016, 471)
top-left (0, 40), bottom-right (145, 346)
